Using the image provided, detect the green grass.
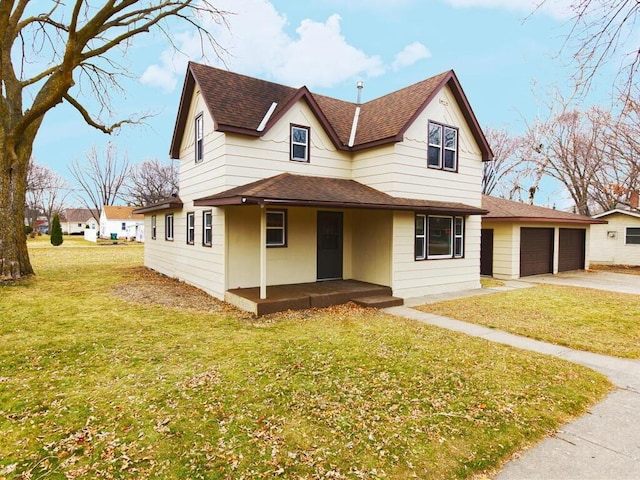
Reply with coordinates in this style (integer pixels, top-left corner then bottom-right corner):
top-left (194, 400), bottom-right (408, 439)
top-left (0, 238), bottom-right (611, 479)
top-left (417, 285), bottom-right (640, 359)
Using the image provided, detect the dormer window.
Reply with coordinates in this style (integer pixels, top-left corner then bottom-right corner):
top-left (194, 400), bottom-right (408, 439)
top-left (195, 114), bottom-right (204, 163)
top-left (428, 121), bottom-right (458, 171)
top-left (290, 125), bottom-right (309, 162)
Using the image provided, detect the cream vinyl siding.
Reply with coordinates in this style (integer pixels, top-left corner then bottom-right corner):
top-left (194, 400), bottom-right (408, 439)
top-left (352, 85), bottom-right (483, 208)
top-left (143, 207), bottom-right (226, 299)
top-left (350, 210), bottom-right (392, 286)
top-left (481, 221), bottom-right (520, 280)
top-left (391, 211), bottom-right (481, 299)
top-left (227, 206), bottom-right (318, 289)
top-left (590, 213), bottom-right (640, 266)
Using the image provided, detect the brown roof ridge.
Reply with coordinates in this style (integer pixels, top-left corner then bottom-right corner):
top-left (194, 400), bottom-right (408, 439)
top-left (482, 195), bottom-right (605, 224)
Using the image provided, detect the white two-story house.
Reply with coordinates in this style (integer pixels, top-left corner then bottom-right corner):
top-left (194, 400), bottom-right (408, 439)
top-left (135, 62), bottom-right (493, 314)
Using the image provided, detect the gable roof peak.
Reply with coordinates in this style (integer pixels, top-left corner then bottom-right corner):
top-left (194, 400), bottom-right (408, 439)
top-left (170, 63), bottom-right (492, 161)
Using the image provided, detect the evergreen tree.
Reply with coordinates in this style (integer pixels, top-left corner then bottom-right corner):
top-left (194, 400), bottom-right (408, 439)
top-left (50, 213), bottom-right (63, 246)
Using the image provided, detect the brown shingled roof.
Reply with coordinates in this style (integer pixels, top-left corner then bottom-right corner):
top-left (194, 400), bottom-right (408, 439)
top-left (102, 205), bottom-right (144, 221)
top-left (170, 62), bottom-right (493, 161)
top-left (482, 195), bottom-right (605, 224)
top-left (194, 173), bottom-right (486, 215)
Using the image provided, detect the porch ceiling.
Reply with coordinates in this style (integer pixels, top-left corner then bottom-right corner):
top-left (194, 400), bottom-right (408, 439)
top-left (194, 173), bottom-right (487, 215)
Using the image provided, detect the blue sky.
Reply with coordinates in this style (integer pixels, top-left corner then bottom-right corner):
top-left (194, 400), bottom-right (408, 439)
top-left (32, 0), bottom-right (617, 206)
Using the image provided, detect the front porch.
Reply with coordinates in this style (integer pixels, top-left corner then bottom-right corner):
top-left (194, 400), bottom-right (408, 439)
top-left (225, 279), bottom-right (403, 316)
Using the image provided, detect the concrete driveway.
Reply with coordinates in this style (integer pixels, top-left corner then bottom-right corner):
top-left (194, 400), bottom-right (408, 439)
top-left (523, 270), bottom-right (640, 295)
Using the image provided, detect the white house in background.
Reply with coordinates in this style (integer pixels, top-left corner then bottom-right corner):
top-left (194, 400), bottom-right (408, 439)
top-left (61, 208), bottom-right (98, 235)
top-left (100, 205), bottom-right (144, 241)
top-left (590, 209), bottom-right (640, 266)
top-left (135, 62), bottom-right (494, 313)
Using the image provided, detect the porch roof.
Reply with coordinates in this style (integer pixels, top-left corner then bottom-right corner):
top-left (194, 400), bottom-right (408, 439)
top-left (194, 173), bottom-right (487, 215)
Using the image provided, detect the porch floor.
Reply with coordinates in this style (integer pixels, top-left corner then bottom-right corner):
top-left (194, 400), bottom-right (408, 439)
top-left (226, 279), bottom-right (399, 316)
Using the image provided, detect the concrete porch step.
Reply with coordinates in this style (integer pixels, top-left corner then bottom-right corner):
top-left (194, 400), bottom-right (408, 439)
top-left (352, 295), bottom-right (404, 309)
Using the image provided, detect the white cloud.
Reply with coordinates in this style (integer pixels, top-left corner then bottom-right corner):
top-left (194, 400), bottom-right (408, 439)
top-left (392, 42), bottom-right (431, 71)
top-left (442, 0), bottom-right (573, 20)
top-left (140, 0), bottom-right (426, 92)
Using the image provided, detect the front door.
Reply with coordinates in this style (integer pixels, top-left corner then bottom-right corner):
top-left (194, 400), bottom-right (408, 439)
top-left (317, 211), bottom-right (343, 280)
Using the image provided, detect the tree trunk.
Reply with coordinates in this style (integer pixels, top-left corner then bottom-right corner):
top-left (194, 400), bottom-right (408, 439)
top-left (0, 137), bottom-right (34, 280)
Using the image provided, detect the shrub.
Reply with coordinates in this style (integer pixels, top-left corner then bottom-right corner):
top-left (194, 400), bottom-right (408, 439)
top-left (50, 213), bottom-right (63, 246)
top-left (24, 225), bottom-right (33, 235)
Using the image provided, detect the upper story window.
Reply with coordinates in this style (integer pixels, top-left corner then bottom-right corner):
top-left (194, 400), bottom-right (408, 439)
top-left (626, 227), bottom-right (640, 245)
top-left (203, 211), bottom-right (212, 247)
top-left (186, 212), bottom-right (195, 245)
top-left (151, 215), bottom-right (157, 240)
top-left (195, 114), bottom-right (204, 163)
top-left (165, 214), bottom-right (174, 241)
top-left (121, 222), bottom-right (126, 231)
top-left (290, 125), bottom-right (309, 162)
top-left (415, 214), bottom-right (464, 260)
top-left (266, 210), bottom-right (287, 247)
top-left (428, 121), bottom-right (458, 171)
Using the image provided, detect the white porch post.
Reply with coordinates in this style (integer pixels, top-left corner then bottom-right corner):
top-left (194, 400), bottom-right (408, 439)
top-left (260, 205), bottom-right (267, 299)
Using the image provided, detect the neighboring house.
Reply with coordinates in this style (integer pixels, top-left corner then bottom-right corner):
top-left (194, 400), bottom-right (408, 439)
top-left (135, 62), bottom-right (494, 312)
top-left (100, 206), bottom-right (144, 241)
top-left (60, 208), bottom-right (97, 235)
top-left (590, 209), bottom-right (640, 266)
top-left (481, 195), bottom-right (606, 279)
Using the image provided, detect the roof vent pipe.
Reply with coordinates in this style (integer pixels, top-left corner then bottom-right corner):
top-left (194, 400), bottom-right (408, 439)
top-left (356, 80), bottom-right (364, 105)
top-left (349, 81), bottom-right (364, 147)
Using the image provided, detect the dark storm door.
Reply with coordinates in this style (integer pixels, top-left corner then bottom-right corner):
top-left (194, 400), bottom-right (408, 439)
top-left (317, 211), bottom-right (343, 280)
top-left (480, 229), bottom-right (494, 276)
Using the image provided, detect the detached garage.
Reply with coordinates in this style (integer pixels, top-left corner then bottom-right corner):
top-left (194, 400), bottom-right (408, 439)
top-left (481, 196), bottom-right (605, 279)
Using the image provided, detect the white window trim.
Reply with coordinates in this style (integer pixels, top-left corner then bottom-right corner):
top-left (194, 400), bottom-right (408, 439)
top-left (203, 211), bottom-right (212, 247)
top-left (151, 215), bottom-right (157, 240)
top-left (165, 214), bottom-right (174, 241)
top-left (290, 125), bottom-right (309, 162)
top-left (186, 212), bottom-right (195, 245)
top-left (195, 114), bottom-right (204, 163)
top-left (415, 214), bottom-right (465, 260)
top-left (428, 121), bottom-right (458, 172)
top-left (415, 214), bottom-right (427, 260)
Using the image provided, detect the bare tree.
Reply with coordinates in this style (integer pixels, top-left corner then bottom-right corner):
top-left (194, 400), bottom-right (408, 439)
top-left (524, 91), bottom-right (640, 215)
top-left (26, 159), bottom-right (70, 228)
top-left (125, 158), bottom-right (179, 207)
top-left (69, 143), bottom-right (131, 222)
top-left (0, 1), bottom-right (228, 280)
top-left (482, 127), bottom-right (530, 199)
top-left (541, 0), bottom-right (640, 99)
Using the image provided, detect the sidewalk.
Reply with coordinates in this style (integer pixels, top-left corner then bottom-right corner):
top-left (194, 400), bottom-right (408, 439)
top-left (384, 280), bottom-right (640, 479)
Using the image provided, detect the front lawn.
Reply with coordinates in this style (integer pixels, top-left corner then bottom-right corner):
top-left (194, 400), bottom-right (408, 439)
top-left (417, 285), bottom-right (640, 359)
top-left (0, 239), bottom-right (610, 479)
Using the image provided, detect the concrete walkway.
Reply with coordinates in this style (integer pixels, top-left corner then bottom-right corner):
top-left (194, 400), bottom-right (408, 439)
top-left (384, 272), bottom-right (640, 479)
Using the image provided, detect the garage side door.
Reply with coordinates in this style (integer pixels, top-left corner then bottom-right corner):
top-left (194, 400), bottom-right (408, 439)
top-left (480, 229), bottom-right (494, 276)
top-left (520, 227), bottom-right (554, 276)
top-left (558, 228), bottom-right (586, 272)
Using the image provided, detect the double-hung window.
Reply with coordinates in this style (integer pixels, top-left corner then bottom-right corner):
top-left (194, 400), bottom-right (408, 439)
top-left (195, 114), bottom-right (204, 163)
top-left (186, 212), bottom-right (195, 245)
top-left (121, 222), bottom-right (126, 231)
top-left (266, 210), bottom-right (286, 247)
top-left (626, 227), bottom-right (640, 245)
top-left (151, 215), bottom-right (157, 239)
top-left (203, 211), bottom-right (212, 247)
top-left (165, 214), bottom-right (174, 241)
top-left (290, 125), bottom-right (309, 162)
top-left (415, 214), bottom-right (464, 260)
top-left (428, 121), bottom-right (458, 171)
